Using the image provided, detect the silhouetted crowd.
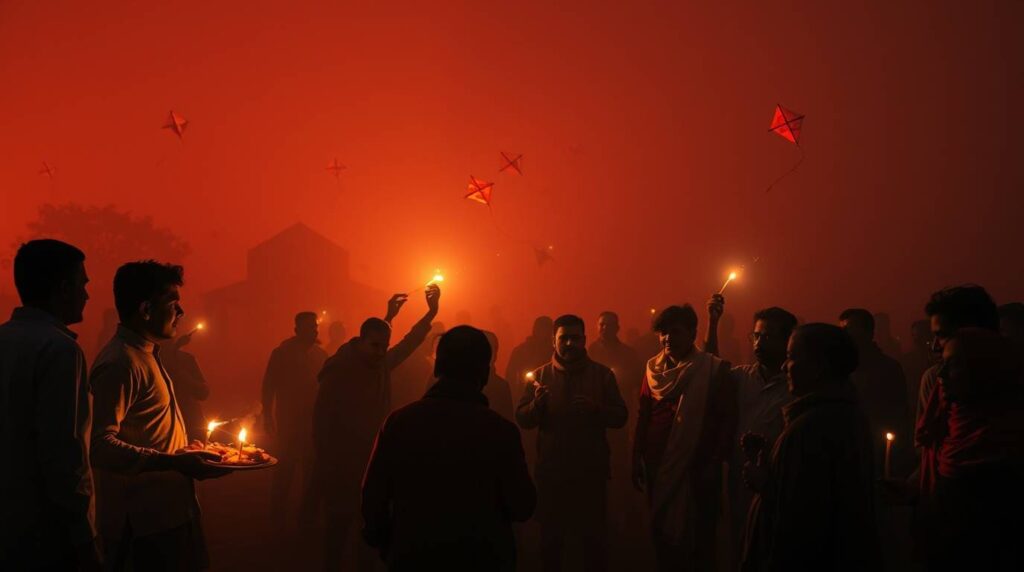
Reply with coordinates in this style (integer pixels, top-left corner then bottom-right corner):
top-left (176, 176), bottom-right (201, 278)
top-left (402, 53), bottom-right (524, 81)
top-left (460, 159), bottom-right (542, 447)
top-left (2, 238), bottom-right (1023, 571)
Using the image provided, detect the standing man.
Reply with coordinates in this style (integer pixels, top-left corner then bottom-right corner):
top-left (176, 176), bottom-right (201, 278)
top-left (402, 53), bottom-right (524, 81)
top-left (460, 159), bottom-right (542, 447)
top-left (900, 319), bottom-right (937, 412)
top-left (90, 261), bottom-right (227, 571)
top-left (312, 286), bottom-right (440, 571)
top-left (742, 324), bottom-right (879, 571)
top-left (633, 305), bottom-right (736, 571)
top-left (0, 239), bottom-right (100, 570)
top-left (516, 314), bottom-right (627, 572)
top-left (838, 308), bottom-right (911, 475)
top-left (262, 311), bottom-right (328, 537)
top-left (361, 326), bottom-right (536, 570)
top-left (705, 296), bottom-right (797, 561)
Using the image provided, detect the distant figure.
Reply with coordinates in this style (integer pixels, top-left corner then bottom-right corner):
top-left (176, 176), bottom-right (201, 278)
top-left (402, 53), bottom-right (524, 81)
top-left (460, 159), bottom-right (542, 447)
top-left (90, 261), bottom-right (227, 571)
top-left (999, 302), bottom-right (1024, 357)
top-left (705, 295), bottom-right (797, 561)
top-left (516, 314), bottom-right (627, 572)
top-left (873, 312), bottom-right (902, 359)
top-left (362, 326), bottom-right (536, 571)
top-left (505, 316), bottom-right (554, 402)
top-left (839, 308), bottom-right (911, 476)
top-left (0, 239), bottom-right (101, 570)
top-left (159, 331), bottom-right (210, 441)
top-left (312, 286), bottom-right (440, 571)
top-left (915, 328), bottom-right (1024, 570)
top-left (742, 324), bottom-right (880, 571)
top-left (326, 320), bottom-right (347, 355)
top-left (483, 331), bottom-right (514, 421)
top-left (900, 319), bottom-right (937, 413)
top-left (633, 305), bottom-right (736, 571)
top-left (261, 312), bottom-right (328, 537)
top-left (391, 321), bottom-right (445, 410)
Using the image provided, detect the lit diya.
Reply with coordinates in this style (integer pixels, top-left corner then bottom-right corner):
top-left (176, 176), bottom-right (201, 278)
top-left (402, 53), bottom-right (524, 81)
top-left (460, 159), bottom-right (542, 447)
top-left (190, 422), bottom-right (278, 471)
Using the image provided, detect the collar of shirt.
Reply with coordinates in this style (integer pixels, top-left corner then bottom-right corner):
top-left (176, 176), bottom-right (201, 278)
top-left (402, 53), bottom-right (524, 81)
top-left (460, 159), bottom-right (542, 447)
top-left (756, 363), bottom-right (787, 390)
top-left (11, 306), bottom-right (78, 339)
top-left (115, 324), bottom-right (156, 353)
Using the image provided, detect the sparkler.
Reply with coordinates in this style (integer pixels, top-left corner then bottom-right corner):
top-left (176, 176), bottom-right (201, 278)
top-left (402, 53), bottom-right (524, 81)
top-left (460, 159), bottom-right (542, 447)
top-left (718, 271), bottom-right (739, 295)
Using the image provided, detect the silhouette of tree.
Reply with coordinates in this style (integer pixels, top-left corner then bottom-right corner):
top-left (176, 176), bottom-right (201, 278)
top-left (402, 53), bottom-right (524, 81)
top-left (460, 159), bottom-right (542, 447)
top-left (19, 203), bottom-right (190, 294)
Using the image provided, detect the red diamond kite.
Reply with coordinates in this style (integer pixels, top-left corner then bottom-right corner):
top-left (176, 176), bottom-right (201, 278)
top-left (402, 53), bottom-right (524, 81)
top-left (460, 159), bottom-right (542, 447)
top-left (326, 158), bottom-right (346, 178)
top-left (765, 104), bottom-right (806, 192)
top-left (769, 104), bottom-right (803, 145)
top-left (39, 162), bottom-right (55, 178)
top-left (162, 111), bottom-right (188, 139)
top-left (465, 176), bottom-right (494, 206)
top-left (499, 152), bottom-right (523, 175)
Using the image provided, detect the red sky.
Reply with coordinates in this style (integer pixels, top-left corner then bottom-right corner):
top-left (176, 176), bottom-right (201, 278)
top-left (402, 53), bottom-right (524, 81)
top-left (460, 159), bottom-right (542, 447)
top-left (2, 0), bottom-right (1022, 345)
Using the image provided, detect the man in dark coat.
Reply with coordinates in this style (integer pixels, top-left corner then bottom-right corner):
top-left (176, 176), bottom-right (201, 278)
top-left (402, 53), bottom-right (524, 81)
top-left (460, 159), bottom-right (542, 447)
top-left (742, 323), bottom-right (880, 572)
top-left (361, 326), bottom-right (536, 571)
top-left (312, 286), bottom-right (440, 571)
top-left (516, 314), bottom-right (628, 572)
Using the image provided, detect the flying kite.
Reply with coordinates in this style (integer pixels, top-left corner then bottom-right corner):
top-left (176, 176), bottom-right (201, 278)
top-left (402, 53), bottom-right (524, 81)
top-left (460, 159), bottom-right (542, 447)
top-left (765, 104), bottom-right (805, 192)
top-left (499, 152), bottom-right (523, 175)
top-left (534, 245), bottom-right (555, 266)
top-left (326, 158), bottom-right (346, 179)
top-left (162, 111), bottom-right (188, 139)
top-left (465, 175), bottom-right (494, 206)
top-left (39, 162), bottom-right (55, 178)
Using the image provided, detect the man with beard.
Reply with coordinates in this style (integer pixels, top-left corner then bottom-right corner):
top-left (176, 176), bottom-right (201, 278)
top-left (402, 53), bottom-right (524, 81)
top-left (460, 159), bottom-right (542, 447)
top-left (261, 312), bottom-right (328, 538)
top-left (516, 314), bottom-right (627, 572)
top-left (312, 285), bottom-right (440, 571)
top-left (633, 304), bottom-right (736, 571)
top-left (705, 296), bottom-right (797, 564)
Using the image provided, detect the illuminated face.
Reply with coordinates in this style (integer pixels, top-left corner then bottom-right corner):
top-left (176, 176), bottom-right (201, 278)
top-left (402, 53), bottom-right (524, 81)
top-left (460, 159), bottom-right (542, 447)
top-left (554, 324), bottom-right (586, 362)
top-left (146, 285), bottom-right (184, 340)
top-left (930, 314), bottom-right (954, 355)
top-left (658, 324), bottom-right (696, 358)
top-left (784, 333), bottom-right (822, 396)
top-left (597, 314), bottom-right (619, 340)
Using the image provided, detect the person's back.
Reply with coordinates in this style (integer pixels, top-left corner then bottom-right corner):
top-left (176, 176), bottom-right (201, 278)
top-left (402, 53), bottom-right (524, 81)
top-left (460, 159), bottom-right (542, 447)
top-left (362, 326), bottom-right (535, 571)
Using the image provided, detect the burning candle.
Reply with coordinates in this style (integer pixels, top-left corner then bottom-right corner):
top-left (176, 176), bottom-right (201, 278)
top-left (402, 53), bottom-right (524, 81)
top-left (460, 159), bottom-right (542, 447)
top-left (718, 271), bottom-right (739, 295)
top-left (409, 270), bottom-right (445, 293)
top-left (205, 420), bottom-right (225, 446)
top-left (237, 428), bottom-right (247, 462)
top-left (884, 432), bottom-right (894, 479)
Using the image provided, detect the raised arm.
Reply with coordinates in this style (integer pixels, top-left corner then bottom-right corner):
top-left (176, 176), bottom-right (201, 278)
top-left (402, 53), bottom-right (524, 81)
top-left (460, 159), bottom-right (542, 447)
top-left (385, 285), bottom-right (440, 371)
top-left (703, 294), bottom-right (724, 356)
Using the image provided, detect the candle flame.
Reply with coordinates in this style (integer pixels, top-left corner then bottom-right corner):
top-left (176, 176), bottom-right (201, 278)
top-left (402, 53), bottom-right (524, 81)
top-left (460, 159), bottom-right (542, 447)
top-left (649, 307), bottom-right (656, 315)
top-left (238, 428), bottom-right (247, 444)
top-left (427, 270), bottom-right (445, 286)
top-left (728, 271), bottom-right (738, 281)
top-left (885, 432), bottom-right (894, 442)
top-left (207, 420), bottom-right (225, 433)
top-left (525, 371), bottom-right (535, 381)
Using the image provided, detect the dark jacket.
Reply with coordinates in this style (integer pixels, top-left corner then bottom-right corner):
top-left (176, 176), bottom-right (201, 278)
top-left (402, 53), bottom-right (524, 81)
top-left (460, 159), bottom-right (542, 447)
top-left (516, 355), bottom-right (628, 481)
top-left (362, 378), bottom-right (536, 571)
top-left (742, 382), bottom-right (880, 572)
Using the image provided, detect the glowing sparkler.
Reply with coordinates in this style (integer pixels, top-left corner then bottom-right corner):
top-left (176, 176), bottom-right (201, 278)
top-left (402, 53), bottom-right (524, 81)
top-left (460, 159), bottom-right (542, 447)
top-left (718, 271), bottom-right (739, 295)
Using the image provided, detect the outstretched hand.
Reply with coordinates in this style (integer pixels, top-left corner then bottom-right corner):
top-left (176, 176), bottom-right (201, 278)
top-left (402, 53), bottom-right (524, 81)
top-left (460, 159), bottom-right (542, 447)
top-left (171, 449), bottom-right (231, 480)
top-left (385, 294), bottom-right (409, 322)
top-left (425, 284), bottom-right (441, 314)
top-left (707, 294), bottom-right (725, 323)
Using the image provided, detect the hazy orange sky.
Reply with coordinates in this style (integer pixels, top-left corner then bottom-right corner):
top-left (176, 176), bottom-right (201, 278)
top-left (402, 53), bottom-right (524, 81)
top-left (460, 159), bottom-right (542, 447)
top-left (2, 0), bottom-right (1022, 340)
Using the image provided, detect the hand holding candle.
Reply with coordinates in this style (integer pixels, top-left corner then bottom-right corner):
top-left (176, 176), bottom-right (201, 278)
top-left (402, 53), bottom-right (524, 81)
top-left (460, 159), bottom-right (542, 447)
top-left (884, 432), bottom-right (894, 479)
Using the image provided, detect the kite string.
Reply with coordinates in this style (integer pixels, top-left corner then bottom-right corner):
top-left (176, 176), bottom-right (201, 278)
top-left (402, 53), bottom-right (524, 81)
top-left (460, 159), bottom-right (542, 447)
top-left (764, 145), bottom-right (805, 193)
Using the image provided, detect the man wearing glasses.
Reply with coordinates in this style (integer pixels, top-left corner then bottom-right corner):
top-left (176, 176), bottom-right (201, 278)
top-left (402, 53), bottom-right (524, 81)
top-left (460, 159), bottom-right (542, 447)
top-left (705, 295), bottom-right (798, 557)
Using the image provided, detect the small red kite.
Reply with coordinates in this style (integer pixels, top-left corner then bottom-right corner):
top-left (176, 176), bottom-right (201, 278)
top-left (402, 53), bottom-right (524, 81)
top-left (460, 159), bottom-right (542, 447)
top-left (39, 162), bottom-right (55, 178)
top-left (326, 158), bottom-right (346, 178)
top-left (765, 104), bottom-right (806, 192)
top-left (769, 105), bottom-right (804, 145)
top-left (499, 152), bottom-right (523, 175)
top-left (162, 111), bottom-right (188, 139)
top-left (465, 176), bottom-right (495, 206)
